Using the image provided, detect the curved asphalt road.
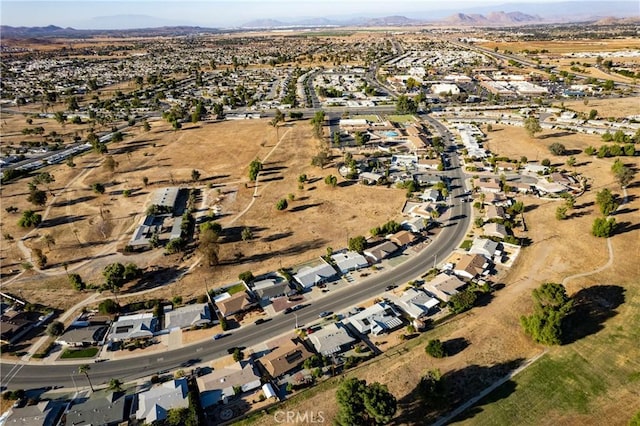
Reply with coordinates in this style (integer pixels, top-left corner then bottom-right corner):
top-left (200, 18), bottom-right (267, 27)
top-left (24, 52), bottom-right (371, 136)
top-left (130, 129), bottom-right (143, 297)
top-left (1, 116), bottom-right (470, 391)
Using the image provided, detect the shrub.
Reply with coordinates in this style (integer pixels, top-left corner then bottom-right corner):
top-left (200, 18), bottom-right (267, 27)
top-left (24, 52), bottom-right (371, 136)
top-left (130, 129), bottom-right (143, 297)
top-left (425, 339), bottom-right (446, 358)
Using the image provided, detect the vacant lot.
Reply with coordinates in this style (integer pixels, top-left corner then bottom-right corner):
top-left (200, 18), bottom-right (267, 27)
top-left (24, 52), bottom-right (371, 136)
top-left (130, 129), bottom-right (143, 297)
top-left (1, 118), bottom-right (405, 306)
top-left (559, 97), bottom-right (640, 119)
top-left (242, 124), bottom-right (639, 425)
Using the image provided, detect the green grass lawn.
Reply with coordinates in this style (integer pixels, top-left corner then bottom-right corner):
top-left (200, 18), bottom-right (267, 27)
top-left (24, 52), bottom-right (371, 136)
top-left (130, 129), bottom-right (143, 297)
top-left (226, 283), bottom-right (246, 295)
top-left (60, 347), bottom-right (99, 359)
top-left (453, 282), bottom-right (640, 425)
top-left (386, 114), bottom-right (416, 124)
top-left (460, 240), bottom-right (473, 250)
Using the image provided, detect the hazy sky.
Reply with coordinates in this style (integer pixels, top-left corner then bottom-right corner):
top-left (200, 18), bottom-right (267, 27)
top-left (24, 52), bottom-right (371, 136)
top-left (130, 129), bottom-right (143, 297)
top-left (0, 0), bottom-right (620, 28)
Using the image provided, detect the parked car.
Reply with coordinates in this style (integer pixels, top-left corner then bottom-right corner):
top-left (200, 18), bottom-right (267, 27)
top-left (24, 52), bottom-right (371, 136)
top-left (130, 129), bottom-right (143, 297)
top-left (254, 318), bottom-right (268, 325)
top-left (384, 285), bottom-right (397, 291)
top-left (318, 311), bottom-right (332, 318)
top-left (213, 333), bottom-right (225, 340)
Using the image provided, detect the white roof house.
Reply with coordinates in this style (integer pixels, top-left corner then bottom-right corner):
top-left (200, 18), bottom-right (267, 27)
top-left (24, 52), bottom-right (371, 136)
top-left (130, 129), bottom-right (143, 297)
top-left (331, 251), bottom-right (369, 274)
top-left (420, 189), bottom-right (440, 202)
top-left (308, 322), bottom-right (356, 355)
top-left (469, 237), bottom-right (499, 259)
top-left (293, 260), bottom-right (338, 289)
top-left (196, 361), bottom-right (262, 407)
top-left (392, 288), bottom-right (440, 319)
top-left (345, 302), bottom-right (403, 336)
top-left (164, 303), bottom-right (212, 330)
top-left (136, 379), bottom-right (189, 424)
top-left (108, 313), bottom-right (156, 342)
top-left (483, 222), bottom-right (508, 239)
top-left (402, 217), bottom-right (427, 233)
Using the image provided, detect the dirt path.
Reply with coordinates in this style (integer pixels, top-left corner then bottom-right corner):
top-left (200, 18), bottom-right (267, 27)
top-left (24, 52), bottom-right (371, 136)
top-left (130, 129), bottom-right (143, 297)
top-left (227, 126), bottom-right (292, 226)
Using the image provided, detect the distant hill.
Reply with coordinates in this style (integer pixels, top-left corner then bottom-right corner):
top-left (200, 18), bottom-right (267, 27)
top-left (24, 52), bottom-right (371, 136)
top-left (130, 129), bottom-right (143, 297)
top-left (443, 11), bottom-right (542, 26)
top-left (0, 25), bottom-right (220, 38)
top-left (240, 19), bottom-right (288, 28)
top-left (360, 15), bottom-right (419, 26)
top-left (595, 15), bottom-right (640, 25)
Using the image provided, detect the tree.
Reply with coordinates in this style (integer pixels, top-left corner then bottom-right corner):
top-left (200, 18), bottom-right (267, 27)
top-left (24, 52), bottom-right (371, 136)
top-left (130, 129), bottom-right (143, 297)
top-left (198, 228), bottom-right (220, 267)
top-left (611, 159), bottom-right (635, 188)
top-left (449, 289), bottom-right (477, 314)
top-left (348, 235), bottom-right (367, 253)
top-left (335, 378), bottom-right (397, 426)
top-left (549, 142), bottom-right (566, 156)
top-left (18, 210), bottom-right (42, 228)
top-left (142, 176), bottom-right (149, 187)
top-left (555, 206), bottom-right (568, 220)
top-left (191, 169), bottom-right (201, 182)
top-left (108, 378), bottom-right (123, 392)
top-left (103, 155), bottom-right (118, 173)
top-left (32, 172), bottom-right (55, 188)
top-left (520, 283), bottom-right (572, 345)
top-left (232, 347), bottom-right (245, 362)
top-left (92, 183), bottom-right (105, 194)
top-left (54, 111), bottom-right (67, 126)
top-left (541, 158), bottom-right (551, 167)
top-left (592, 217), bottom-right (616, 238)
top-left (524, 117), bottom-right (542, 138)
top-left (78, 364), bottom-right (94, 392)
top-left (248, 159), bottom-right (262, 181)
top-left (46, 321), bottom-right (64, 337)
top-left (241, 226), bottom-right (253, 241)
top-left (98, 298), bottom-right (119, 314)
top-left (310, 110), bottom-right (325, 139)
top-left (238, 271), bottom-right (254, 283)
top-left (566, 156), bottom-right (576, 167)
top-left (275, 199), bottom-right (288, 210)
top-left (68, 273), bottom-right (85, 291)
top-left (588, 109), bottom-right (598, 120)
top-left (27, 187), bottom-right (47, 207)
top-left (324, 175), bottom-right (338, 187)
top-left (143, 120), bottom-right (151, 132)
top-left (103, 263), bottom-right (126, 292)
top-left (41, 234), bottom-right (55, 251)
top-left (425, 339), bottom-right (445, 358)
top-left (311, 150), bottom-right (330, 168)
top-left (32, 248), bottom-right (47, 268)
top-left (395, 95), bottom-right (417, 114)
top-left (595, 188), bottom-right (618, 216)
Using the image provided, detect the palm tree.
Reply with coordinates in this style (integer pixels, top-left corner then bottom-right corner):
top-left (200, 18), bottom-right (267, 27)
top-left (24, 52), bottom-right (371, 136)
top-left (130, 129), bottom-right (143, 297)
top-left (108, 378), bottom-right (123, 392)
top-left (41, 234), bottom-right (55, 251)
top-left (79, 364), bottom-right (94, 392)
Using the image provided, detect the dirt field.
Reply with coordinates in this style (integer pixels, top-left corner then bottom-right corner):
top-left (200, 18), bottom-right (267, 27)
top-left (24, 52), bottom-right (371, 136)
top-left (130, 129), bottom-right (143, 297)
top-left (0, 118), bottom-right (404, 307)
top-left (241, 124), bottom-right (640, 425)
top-left (558, 97), bottom-right (640, 119)
top-left (479, 39), bottom-right (640, 55)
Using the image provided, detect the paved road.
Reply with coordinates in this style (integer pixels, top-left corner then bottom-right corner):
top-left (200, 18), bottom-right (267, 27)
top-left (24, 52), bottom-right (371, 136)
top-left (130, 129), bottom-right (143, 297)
top-left (0, 116), bottom-right (470, 390)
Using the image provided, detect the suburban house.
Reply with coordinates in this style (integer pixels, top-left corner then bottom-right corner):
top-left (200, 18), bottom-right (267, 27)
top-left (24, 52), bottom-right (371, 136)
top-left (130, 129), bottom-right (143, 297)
top-left (420, 188), bottom-right (440, 202)
top-left (65, 392), bottom-right (130, 426)
top-left (473, 177), bottom-right (502, 193)
top-left (0, 310), bottom-right (36, 345)
top-left (454, 254), bottom-right (489, 280)
top-left (483, 222), bottom-right (508, 239)
top-left (6, 400), bottom-right (65, 426)
top-left (485, 192), bottom-right (510, 206)
top-left (345, 302), bottom-right (403, 336)
top-left (359, 171), bottom-right (384, 185)
top-left (197, 360), bottom-right (262, 407)
top-left (469, 237), bottom-right (500, 259)
top-left (293, 259), bottom-right (338, 289)
top-left (404, 202), bottom-right (438, 219)
top-left (57, 325), bottom-right (108, 347)
top-left (392, 288), bottom-right (440, 319)
top-left (331, 251), bottom-right (369, 274)
top-left (425, 273), bottom-right (467, 302)
top-left (215, 291), bottom-right (256, 318)
top-left (389, 230), bottom-right (417, 248)
top-left (251, 277), bottom-right (292, 301)
top-left (258, 338), bottom-right (314, 379)
top-left (485, 205), bottom-right (506, 220)
top-left (402, 217), bottom-right (427, 233)
top-left (107, 313), bottom-right (156, 343)
top-left (136, 379), bottom-right (189, 424)
top-left (364, 241), bottom-right (399, 263)
top-left (164, 303), bottom-right (212, 330)
top-left (307, 322), bottom-right (356, 356)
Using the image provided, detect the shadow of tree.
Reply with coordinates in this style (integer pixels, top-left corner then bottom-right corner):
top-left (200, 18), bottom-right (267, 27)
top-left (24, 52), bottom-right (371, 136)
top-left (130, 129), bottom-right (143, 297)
top-left (563, 284), bottom-right (625, 345)
top-left (394, 358), bottom-right (524, 425)
top-left (444, 337), bottom-right (469, 356)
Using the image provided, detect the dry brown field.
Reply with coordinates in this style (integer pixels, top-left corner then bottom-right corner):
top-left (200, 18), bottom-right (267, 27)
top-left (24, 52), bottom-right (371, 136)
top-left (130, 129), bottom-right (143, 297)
top-left (0, 117), bottom-right (404, 308)
top-left (558, 96), bottom-right (640, 119)
top-left (242, 124), bottom-right (640, 425)
top-left (479, 38), bottom-right (640, 55)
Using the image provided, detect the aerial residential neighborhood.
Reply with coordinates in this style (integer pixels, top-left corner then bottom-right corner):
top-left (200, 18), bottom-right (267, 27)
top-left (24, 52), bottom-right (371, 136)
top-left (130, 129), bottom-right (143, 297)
top-left (0, 0), bottom-right (639, 425)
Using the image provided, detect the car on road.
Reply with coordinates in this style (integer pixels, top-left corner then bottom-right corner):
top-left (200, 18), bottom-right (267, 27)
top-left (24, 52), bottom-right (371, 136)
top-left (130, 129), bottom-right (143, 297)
top-left (254, 318), bottom-right (268, 325)
top-left (318, 311), bottom-right (332, 318)
top-left (212, 333), bottom-right (225, 340)
top-left (284, 304), bottom-right (304, 314)
top-left (384, 285), bottom-right (397, 291)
